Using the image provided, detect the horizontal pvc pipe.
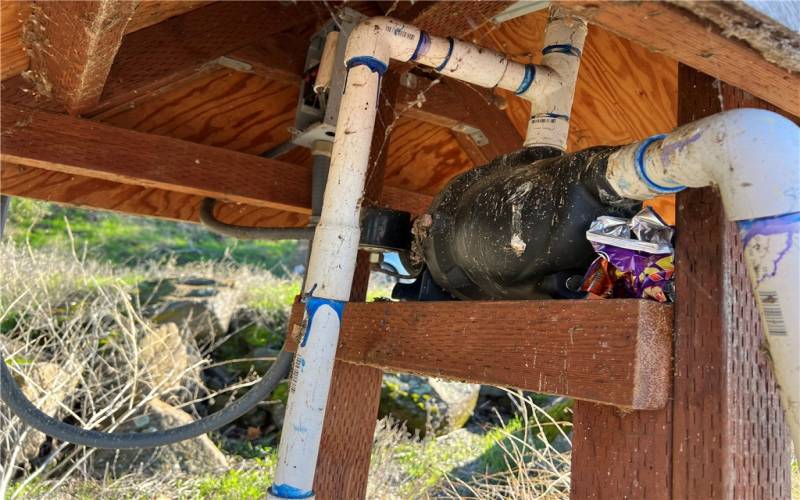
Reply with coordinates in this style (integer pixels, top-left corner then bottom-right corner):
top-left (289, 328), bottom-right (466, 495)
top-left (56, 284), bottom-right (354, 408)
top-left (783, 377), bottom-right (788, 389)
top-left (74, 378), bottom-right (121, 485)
top-left (606, 108), bottom-right (800, 451)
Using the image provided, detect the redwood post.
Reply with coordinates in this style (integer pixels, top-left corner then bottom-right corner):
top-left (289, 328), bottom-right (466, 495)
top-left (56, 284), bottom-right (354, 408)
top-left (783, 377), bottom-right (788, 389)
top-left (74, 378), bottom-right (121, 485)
top-left (570, 65), bottom-right (791, 499)
top-left (311, 72), bottom-right (402, 499)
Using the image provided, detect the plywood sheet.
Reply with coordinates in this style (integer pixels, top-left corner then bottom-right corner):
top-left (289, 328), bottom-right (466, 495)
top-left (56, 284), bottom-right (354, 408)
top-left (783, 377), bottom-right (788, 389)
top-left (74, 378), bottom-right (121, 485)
top-left (383, 117), bottom-right (474, 195)
top-left (97, 68), bottom-right (299, 157)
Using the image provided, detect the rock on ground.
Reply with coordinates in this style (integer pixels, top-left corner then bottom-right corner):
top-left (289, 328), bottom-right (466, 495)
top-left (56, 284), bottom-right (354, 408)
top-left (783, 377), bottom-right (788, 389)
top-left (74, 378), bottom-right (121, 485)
top-left (379, 373), bottom-right (480, 437)
top-left (138, 277), bottom-right (240, 345)
top-left (92, 398), bottom-right (228, 478)
top-left (139, 322), bottom-right (200, 395)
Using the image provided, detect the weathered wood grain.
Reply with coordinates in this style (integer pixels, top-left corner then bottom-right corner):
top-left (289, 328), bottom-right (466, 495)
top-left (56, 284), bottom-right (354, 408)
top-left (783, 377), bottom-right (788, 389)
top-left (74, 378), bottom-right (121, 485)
top-left (570, 66), bottom-right (792, 500)
top-left (285, 299), bottom-right (673, 410)
top-left (23, 1), bottom-right (139, 115)
top-left (1, 1), bottom-right (29, 81)
top-left (2, 102), bottom-right (310, 212)
top-left (0, 163), bottom-right (430, 226)
top-left (93, 1), bottom-right (307, 116)
top-left (559, 1), bottom-right (799, 116)
top-left (669, 66), bottom-right (790, 500)
top-left (0, 163), bottom-right (308, 228)
top-left (124, 0), bottom-right (210, 34)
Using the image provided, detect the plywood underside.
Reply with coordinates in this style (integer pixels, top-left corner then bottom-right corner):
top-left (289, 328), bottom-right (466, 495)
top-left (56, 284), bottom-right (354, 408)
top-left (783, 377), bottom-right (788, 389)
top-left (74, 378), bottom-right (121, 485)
top-left (1, 1), bottom-right (682, 225)
top-left (0, 1), bottom-right (797, 225)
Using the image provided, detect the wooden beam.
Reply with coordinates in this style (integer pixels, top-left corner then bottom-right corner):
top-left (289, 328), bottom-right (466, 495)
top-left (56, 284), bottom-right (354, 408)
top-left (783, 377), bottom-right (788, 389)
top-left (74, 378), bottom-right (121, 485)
top-left (91, 1), bottom-right (307, 116)
top-left (559, 1), bottom-right (800, 116)
top-left (284, 299), bottom-right (673, 410)
top-left (570, 66), bottom-right (792, 500)
top-left (0, 163), bottom-right (308, 228)
top-left (22, 1), bottom-right (139, 115)
top-left (1, 103), bottom-right (311, 213)
top-left (0, 162), bottom-right (430, 227)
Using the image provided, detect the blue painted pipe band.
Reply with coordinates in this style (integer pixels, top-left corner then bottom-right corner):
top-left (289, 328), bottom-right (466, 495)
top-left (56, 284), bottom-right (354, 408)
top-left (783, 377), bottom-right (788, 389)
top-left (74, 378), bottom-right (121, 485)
top-left (542, 44), bottom-right (582, 57)
top-left (435, 37), bottom-right (455, 72)
top-left (346, 56), bottom-right (388, 75)
top-left (634, 134), bottom-right (686, 193)
top-left (301, 296), bottom-right (346, 347)
top-left (532, 112), bottom-right (570, 121)
top-left (515, 64), bottom-right (535, 95)
top-left (270, 484), bottom-right (314, 499)
top-left (411, 31), bottom-right (430, 61)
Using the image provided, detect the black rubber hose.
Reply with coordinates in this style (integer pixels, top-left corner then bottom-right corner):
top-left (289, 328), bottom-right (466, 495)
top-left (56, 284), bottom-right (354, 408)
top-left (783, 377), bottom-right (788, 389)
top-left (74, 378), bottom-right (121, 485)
top-left (200, 198), bottom-right (314, 240)
top-left (0, 349), bottom-right (293, 449)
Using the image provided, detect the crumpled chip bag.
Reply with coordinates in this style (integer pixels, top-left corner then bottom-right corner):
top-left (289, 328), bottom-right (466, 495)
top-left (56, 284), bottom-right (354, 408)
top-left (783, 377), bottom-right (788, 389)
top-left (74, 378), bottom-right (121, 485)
top-left (581, 207), bottom-right (675, 302)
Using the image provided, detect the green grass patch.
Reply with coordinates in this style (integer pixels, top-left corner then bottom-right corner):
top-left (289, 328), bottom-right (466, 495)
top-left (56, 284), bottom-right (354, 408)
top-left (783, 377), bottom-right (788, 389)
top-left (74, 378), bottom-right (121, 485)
top-left (6, 199), bottom-right (305, 275)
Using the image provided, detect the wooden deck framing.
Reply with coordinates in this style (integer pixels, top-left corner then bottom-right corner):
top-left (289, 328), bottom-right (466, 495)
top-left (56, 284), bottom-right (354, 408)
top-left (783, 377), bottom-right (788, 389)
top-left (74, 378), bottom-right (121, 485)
top-left (1, 1), bottom-right (796, 498)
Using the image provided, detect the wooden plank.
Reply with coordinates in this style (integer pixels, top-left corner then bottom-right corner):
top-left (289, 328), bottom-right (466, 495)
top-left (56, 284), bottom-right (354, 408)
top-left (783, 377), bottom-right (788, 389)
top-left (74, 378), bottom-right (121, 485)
top-left (1, 1), bottom-right (29, 81)
top-left (559, 1), bottom-right (800, 116)
top-left (570, 66), bottom-right (792, 500)
top-left (285, 299), bottom-right (673, 410)
top-left (0, 163), bottom-right (308, 228)
top-left (0, 163), bottom-right (430, 225)
top-left (23, 1), bottom-right (139, 115)
top-left (1, 102), bottom-right (311, 213)
top-left (91, 1), bottom-right (307, 116)
top-left (312, 71), bottom-right (404, 500)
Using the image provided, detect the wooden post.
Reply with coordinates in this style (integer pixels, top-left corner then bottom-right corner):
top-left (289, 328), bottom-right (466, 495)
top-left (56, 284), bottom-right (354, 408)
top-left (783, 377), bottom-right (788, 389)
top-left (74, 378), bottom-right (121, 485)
top-left (311, 72), bottom-right (402, 499)
top-left (570, 65), bottom-right (792, 499)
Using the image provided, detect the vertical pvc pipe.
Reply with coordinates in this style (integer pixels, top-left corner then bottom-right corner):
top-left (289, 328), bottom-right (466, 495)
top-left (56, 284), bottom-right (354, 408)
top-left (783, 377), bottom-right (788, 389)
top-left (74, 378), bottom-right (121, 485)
top-left (522, 9), bottom-right (587, 150)
top-left (739, 213), bottom-right (800, 450)
top-left (269, 64), bottom-right (382, 500)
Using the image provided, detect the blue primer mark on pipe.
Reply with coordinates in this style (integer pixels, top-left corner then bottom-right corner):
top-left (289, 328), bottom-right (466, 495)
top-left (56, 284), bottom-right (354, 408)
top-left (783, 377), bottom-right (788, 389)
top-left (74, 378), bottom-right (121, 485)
top-left (435, 37), bottom-right (455, 72)
top-left (738, 212), bottom-right (800, 284)
top-left (531, 112), bottom-right (570, 122)
top-left (300, 297), bottom-right (346, 347)
top-left (542, 44), bottom-right (582, 57)
top-left (635, 133), bottom-right (686, 194)
top-left (411, 31), bottom-right (430, 61)
top-left (270, 484), bottom-right (314, 499)
top-left (346, 56), bottom-right (388, 75)
top-left (515, 64), bottom-right (535, 95)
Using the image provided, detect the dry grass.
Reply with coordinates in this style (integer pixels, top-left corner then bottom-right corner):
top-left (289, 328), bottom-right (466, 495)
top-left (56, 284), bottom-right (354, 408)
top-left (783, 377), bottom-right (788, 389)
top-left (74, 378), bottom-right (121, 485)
top-left (1, 240), bottom-right (573, 499)
top-left (0, 241), bottom-right (293, 499)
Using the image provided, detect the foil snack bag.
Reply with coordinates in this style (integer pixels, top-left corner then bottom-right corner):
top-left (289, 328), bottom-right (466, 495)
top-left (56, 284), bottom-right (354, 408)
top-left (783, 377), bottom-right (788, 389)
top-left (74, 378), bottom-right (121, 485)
top-left (581, 207), bottom-right (675, 302)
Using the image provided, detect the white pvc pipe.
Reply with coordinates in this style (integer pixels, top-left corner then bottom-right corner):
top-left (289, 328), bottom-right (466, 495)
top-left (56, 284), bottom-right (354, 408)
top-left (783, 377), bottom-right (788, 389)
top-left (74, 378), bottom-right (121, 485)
top-left (606, 108), bottom-right (800, 451)
top-left (523, 10), bottom-right (587, 150)
top-left (269, 64), bottom-right (381, 500)
top-left (270, 12), bottom-right (589, 498)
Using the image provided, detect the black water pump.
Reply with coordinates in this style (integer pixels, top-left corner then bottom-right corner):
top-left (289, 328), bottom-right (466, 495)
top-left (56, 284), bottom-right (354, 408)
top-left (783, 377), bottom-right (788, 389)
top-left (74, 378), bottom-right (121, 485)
top-left (398, 146), bottom-right (641, 300)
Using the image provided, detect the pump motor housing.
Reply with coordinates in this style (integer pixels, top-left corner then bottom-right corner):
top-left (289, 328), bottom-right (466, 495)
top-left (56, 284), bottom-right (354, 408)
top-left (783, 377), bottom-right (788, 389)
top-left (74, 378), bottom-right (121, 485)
top-left (418, 146), bottom-right (640, 300)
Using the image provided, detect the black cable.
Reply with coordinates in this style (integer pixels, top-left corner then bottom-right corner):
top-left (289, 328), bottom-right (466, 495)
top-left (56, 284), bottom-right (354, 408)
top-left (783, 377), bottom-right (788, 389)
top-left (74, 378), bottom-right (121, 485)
top-left (0, 349), bottom-right (293, 449)
top-left (200, 199), bottom-right (314, 241)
